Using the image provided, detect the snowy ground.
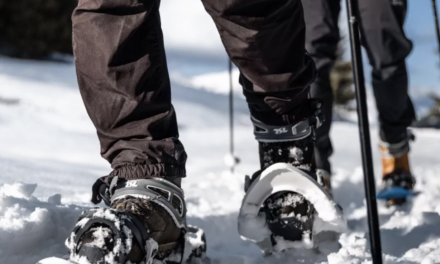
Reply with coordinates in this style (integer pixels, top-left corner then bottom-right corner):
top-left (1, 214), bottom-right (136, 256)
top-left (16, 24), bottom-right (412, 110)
top-left (1, 57), bottom-right (440, 264)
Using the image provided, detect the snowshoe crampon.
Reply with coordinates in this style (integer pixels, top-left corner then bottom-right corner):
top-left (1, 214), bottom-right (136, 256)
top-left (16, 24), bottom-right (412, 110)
top-left (238, 163), bottom-right (347, 254)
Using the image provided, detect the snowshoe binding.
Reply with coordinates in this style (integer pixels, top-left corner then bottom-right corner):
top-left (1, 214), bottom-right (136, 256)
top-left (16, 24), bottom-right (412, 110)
top-left (377, 170), bottom-right (416, 206)
top-left (238, 102), bottom-right (346, 254)
top-left (39, 177), bottom-right (207, 264)
top-left (377, 133), bottom-right (417, 206)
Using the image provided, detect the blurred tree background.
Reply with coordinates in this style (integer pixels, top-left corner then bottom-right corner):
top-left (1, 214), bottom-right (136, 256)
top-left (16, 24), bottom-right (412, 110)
top-left (0, 0), bottom-right (76, 60)
top-left (331, 60), bottom-right (354, 109)
top-left (411, 49), bottom-right (440, 128)
top-left (427, 94), bottom-right (440, 118)
top-left (330, 38), bottom-right (355, 117)
top-left (413, 93), bottom-right (440, 128)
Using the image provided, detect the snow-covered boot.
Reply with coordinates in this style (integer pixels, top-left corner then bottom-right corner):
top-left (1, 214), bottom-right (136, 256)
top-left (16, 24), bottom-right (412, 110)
top-left (238, 101), bottom-right (345, 254)
top-left (257, 130), bottom-right (318, 243)
top-left (65, 177), bottom-right (206, 264)
top-left (378, 134), bottom-right (416, 206)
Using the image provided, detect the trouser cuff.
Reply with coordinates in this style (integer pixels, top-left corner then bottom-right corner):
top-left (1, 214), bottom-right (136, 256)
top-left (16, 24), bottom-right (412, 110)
top-left (110, 163), bottom-right (186, 179)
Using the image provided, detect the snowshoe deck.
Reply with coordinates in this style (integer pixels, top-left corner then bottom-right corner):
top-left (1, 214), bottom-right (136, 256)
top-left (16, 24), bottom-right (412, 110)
top-left (377, 186), bottom-right (417, 200)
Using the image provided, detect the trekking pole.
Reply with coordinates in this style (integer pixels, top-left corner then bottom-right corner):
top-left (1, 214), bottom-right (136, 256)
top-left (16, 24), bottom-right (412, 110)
top-left (345, 0), bottom-right (383, 263)
top-left (224, 59), bottom-right (240, 172)
top-left (228, 59), bottom-right (235, 173)
top-left (432, 0), bottom-right (440, 56)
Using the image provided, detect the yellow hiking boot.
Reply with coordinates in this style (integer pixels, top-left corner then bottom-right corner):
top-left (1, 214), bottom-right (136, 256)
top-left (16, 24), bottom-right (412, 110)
top-left (379, 137), bottom-right (416, 206)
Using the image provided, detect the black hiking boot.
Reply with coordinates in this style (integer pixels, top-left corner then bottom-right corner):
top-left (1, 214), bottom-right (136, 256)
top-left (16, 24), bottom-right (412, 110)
top-left (248, 101), bottom-right (331, 242)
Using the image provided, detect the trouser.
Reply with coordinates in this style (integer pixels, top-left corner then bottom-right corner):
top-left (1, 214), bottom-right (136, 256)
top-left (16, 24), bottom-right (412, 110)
top-left (72, 0), bottom-right (316, 180)
top-left (302, 0), bottom-right (416, 172)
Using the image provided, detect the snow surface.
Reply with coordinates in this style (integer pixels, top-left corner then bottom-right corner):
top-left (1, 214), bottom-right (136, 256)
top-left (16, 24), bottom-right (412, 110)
top-left (1, 56), bottom-right (440, 264)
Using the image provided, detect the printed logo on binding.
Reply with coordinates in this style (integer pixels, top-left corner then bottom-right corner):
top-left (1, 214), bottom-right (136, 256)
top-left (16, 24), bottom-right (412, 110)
top-left (273, 127), bottom-right (288, 134)
top-left (126, 180), bottom-right (139, 187)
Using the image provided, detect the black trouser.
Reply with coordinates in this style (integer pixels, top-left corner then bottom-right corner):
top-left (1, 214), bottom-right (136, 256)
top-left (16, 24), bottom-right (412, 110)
top-left (302, 0), bottom-right (416, 172)
top-left (72, 0), bottom-right (316, 180)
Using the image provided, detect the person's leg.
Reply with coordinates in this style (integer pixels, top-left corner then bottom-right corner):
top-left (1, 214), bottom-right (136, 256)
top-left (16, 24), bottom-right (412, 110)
top-left (358, 0), bottom-right (415, 144)
top-left (71, 0), bottom-right (184, 261)
top-left (73, 0), bottom-right (186, 183)
top-left (359, 0), bottom-right (416, 205)
top-left (201, 0), bottom-right (333, 245)
top-left (302, 0), bottom-right (341, 174)
top-left (201, 0), bottom-right (316, 128)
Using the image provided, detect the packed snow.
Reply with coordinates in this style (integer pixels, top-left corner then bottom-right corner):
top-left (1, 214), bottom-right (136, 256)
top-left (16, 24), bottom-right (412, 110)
top-left (1, 55), bottom-right (440, 264)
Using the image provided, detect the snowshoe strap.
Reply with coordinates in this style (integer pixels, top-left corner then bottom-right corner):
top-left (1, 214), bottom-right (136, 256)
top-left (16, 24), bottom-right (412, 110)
top-left (251, 105), bottom-right (323, 143)
top-left (382, 170), bottom-right (416, 189)
top-left (252, 117), bottom-right (312, 142)
top-left (158, 241), bottom-right (180, 252)
top-left (109, 178), bottom-right (187, 230)
top-left (67, 208), bottom-right (158, 264)
top-left (162, 232), bottom-right (186, 264)
top-left (124, 211), bottom-right (152, 251)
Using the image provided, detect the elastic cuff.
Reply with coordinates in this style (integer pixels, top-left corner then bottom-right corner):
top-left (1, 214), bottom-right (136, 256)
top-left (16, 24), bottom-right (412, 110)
top-left (379, 138), bottom-right (410, 158)
top-left (110, 163), bottom-right (186, 179)
top-left (379, 130), bottom-right (414, 158)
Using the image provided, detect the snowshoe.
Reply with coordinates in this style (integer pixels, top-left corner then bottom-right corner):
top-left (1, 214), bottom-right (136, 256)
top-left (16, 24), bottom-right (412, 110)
top-left (38, 177), bottom-right (207, 264)
top-left (238, 107), bottom-right (346, 254)
top-left (238, 163), bottom-right (346, 254)
top-left (377, 169), bottom-right (416, 206)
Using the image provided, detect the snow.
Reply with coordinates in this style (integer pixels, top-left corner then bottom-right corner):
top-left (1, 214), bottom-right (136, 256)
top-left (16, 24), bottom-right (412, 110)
top-left (1, 56), bottom-right (440, 264)
top-left (90, 227), bottom-right (112, 249)
top-left (223, 153), bottom-right (240, 168)
top-left (172, 69), bottom-right (242, 96)
top-left (182, 226), bottom-right (206, 262)
top-left (0, 182), bottom-right (82, 264)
